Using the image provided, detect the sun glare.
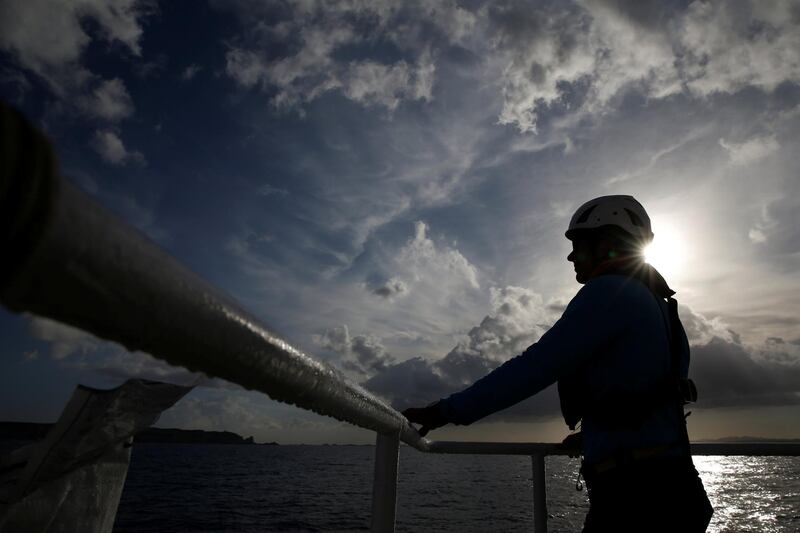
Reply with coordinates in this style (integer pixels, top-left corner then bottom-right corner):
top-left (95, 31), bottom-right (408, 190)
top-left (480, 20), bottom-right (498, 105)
top-left (644, 222), bottom-right (687, 280)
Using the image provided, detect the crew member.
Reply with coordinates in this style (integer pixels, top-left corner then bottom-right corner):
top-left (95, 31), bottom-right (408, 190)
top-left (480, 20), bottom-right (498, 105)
top-left (403, 195), bottom-right (713, 532)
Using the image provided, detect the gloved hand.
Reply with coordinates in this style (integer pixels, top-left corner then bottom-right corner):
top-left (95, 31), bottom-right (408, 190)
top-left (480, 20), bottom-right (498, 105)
top-left (558, 431), bottom-right (584, 458)
top-left (402, 401), bottom-right (448, 437)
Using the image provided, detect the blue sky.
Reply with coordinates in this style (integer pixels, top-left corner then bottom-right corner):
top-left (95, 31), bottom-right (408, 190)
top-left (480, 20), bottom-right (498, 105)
top-left (1, 0), bottom-right (799, 444)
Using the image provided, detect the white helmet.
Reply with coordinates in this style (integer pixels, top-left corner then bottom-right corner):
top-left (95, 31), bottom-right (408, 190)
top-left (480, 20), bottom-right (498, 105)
top-left (565, 195), bottom-right (653, 243)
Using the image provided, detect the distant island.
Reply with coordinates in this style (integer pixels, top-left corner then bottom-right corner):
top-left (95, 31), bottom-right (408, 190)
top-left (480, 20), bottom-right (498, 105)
top-left (0, 422), bottom-right (278, 445)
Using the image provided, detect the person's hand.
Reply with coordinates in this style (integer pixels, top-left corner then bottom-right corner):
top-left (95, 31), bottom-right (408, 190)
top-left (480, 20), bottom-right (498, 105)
top-left (402, 402), bottom-right (448, 437)
top-left (559, 431), bottom-right (584, 458)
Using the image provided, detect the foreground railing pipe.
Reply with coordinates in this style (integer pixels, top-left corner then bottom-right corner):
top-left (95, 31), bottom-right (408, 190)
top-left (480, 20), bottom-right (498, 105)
top-left (371, 430), bottom-right (400, 533)
top-left (0, 171), bottom-right (424, 449)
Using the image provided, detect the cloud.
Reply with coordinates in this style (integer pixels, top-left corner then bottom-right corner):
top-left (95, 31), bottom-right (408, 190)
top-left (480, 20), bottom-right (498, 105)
top-left (744, 201), bottom-right (780, 245)
top-left (313, 325), bottom-right (395, 377)
top-left (364, 285), bottom-right (558, 413)
top-left (26, 316), bottom-right (210, 387)
top-left (181, 63), bottom-right (202, 81)
top-left (217, 1), bottom-right (800, 131)
top-left (364, 292), bottom-right (800, 420)
top-left (226, 43), bottom-right (435, 112)
top-left (678, 304), bottom-right (739, 346)
top-left (444, 286), bottom-right (553, 368)
top-left (749, 228), bottom-right (767, 244)
top-left (90, 129), bottom-right (145, 165)
top-left (397, 221), bottom-right (479, 290)
top-left (485, 0), bottom-right (800, 132)
top-left (678, 1), bottom-right (800, 96)
top-left (367, 277), bottom-right (408, 299)
top-left (339, 52), bottom-right (435, 111)
top-left (82, 77), bottom-right (134, 121)
top-left (257, 183), bottom-right (289, 196)
top-left (692, 336), bottom-right (800, 408)
top-left (28, 316), bottom-right (103, 360)
top-left (223, 48), bottom-right (265, 89)
top-left (719, 134), bottom-right (780, 166)
top-left (220, 1), bottom-right (463, 112)
top-left (88, 351), bottom-right (210, 387)
top-left (0, 66), bottom-right (32, 104)
top-left (155, 390), bottom-right (284, 436)
top-left (0, 0), bottom-right (150, 119)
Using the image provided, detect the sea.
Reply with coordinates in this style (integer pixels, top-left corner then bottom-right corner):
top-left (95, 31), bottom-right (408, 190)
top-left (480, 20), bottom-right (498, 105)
top-left (111, 444), bottom-right (800, 533)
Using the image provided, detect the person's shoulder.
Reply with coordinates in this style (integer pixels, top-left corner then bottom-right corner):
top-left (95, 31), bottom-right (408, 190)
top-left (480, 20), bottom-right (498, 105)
top-left (581, 274), bottom-right (631, 293)
top-left (575, 274), bottom-right (650, 304)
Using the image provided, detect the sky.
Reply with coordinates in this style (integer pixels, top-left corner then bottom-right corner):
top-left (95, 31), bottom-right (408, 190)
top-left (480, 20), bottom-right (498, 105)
top-left (0, 0), bottom-right (799, 444)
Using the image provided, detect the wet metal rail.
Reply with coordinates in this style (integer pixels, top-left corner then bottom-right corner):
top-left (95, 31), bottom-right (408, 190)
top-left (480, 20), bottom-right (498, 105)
top-left (2, 169), bottom-right (799, 533)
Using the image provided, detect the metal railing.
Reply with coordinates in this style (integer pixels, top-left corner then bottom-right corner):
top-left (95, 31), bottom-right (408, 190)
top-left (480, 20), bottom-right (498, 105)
top-left (2, 172), bottom-right (799, 533)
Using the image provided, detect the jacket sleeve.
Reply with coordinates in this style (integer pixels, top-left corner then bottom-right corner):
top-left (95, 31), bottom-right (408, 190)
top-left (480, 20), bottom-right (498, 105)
top-left (438, 277), bottom-right (632, 425)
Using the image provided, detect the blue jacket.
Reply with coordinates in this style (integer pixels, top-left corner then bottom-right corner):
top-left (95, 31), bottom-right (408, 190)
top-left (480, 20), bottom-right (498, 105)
top-left (438, 273), bottom-right (690, 465)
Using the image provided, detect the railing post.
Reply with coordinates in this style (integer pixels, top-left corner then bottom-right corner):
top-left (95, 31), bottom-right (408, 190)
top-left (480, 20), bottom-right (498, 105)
top-left (532, 454), bottom-right (548, 533)
top-left (371, 430), bottom-right (400, 533)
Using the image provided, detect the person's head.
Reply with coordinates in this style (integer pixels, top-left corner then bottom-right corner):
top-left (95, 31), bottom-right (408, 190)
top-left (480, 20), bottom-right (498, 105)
top-left (565, 195), bottom-right (653, 284)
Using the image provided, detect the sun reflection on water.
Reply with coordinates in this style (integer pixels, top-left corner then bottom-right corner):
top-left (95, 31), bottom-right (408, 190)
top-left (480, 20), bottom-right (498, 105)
top-left (694, 456), bottom-right (800, 533)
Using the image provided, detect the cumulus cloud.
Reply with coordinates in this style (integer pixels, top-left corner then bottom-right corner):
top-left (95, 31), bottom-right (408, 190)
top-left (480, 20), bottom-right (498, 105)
top-left (0, 0), bottom-right (149, 120)
top-left (445, 286), bottom-right (554, 367)
top-left (313, 325), bottom-right (396, 376)
top-left (364, 285), bottom-right (559, 413)
top-left (363, 291), bottom-right (800, 419)
top-left (398, 221), bottom-right (479, 290)
top-left (719, 134), bottom-right (780, 165)
top-left (678, 304), bottom-right (739, 346)
top-left (90, 129), bottom-right (145, 165)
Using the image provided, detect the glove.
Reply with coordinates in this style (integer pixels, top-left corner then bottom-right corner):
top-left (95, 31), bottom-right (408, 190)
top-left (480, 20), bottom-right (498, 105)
top-left (402, 401), bottom-right (448, 437)
top-left (558, 431), bottom-right (584, 458)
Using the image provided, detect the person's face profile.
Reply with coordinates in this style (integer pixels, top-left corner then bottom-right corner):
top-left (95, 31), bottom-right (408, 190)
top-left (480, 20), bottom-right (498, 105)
top-left (567, 238), bottom-right (595, 284)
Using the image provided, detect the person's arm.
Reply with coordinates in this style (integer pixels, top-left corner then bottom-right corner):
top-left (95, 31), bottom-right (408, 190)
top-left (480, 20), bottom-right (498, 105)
top-left (415, 277), bottom-right (632, 429)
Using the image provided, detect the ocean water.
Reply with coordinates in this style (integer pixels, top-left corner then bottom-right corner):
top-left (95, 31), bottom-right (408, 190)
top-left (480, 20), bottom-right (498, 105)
top-left (112, 445), bottom-right (800, 533)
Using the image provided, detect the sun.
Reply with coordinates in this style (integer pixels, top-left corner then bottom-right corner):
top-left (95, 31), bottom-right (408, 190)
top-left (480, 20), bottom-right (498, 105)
top-left (643, 221), bottom-right (687, 280)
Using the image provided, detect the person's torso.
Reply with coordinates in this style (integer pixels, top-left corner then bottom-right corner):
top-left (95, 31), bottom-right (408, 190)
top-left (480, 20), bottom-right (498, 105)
top-left (572, 274), bottom-right (687, 465)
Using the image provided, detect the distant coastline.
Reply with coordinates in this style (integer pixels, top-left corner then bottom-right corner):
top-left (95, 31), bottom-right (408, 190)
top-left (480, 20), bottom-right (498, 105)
top-left (0, 422), bottom-right (278, 445)
top-left (704, 436), bottom-right (800, 443)
top-left (2, 422), bottom-right (797, 447)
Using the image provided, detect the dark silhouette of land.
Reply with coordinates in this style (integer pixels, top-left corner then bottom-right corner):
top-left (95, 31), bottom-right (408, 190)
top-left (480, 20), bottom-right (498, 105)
top-left (0, 422), bottom-right (278, 445)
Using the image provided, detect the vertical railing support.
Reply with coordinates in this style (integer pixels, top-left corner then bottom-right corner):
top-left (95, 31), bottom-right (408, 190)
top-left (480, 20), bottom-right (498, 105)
top-left (532, 454), bottom-right (548, 533)
top-left (371, 430), bottom-right (400, 533)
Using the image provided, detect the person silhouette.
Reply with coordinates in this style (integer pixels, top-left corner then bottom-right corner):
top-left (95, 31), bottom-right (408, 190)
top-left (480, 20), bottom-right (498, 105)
top-left (403, 195), bottom-right (713, 532)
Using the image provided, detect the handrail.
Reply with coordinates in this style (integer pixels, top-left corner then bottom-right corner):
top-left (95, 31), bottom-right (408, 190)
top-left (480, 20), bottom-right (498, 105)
top-left (0, 174), bottom-right (427, 449)
top-left (425, 440), bottom-right (800, 456)
top-left (2, 160), bottom-right (799, 533)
